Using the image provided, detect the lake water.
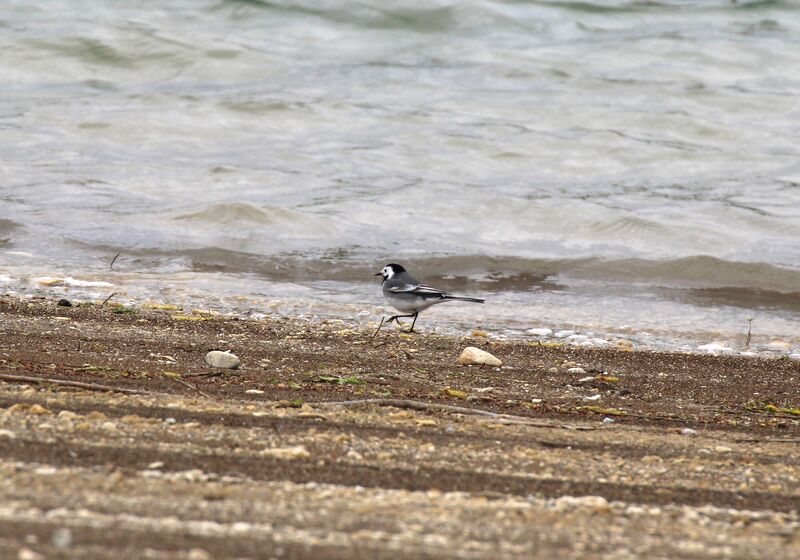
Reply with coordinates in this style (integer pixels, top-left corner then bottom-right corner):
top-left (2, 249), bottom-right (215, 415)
top-left (2, 0), bottom-right (800, 353)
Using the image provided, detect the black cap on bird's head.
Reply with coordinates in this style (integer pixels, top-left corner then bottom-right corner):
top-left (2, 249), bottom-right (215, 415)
top-left (375, 263), bottom-right (406, 279)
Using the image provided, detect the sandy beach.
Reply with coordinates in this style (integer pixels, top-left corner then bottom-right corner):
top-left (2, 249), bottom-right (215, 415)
top-left (0, 295), bottom-right (798, 558)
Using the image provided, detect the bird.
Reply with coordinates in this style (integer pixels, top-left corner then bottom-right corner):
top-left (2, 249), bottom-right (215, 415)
top-left (371, 263), bottom-right (484, 340)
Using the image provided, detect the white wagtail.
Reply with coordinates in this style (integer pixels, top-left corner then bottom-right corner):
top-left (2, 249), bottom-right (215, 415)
top-left (371, 263), bottom-right (485, 339)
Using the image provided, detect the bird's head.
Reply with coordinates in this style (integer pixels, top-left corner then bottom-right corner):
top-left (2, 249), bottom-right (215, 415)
top-left (375, 263), bottom-right (405, 281)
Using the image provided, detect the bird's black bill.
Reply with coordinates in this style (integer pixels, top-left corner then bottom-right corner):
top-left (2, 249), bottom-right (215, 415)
top-left (374, 272), bottom-right (382, 276)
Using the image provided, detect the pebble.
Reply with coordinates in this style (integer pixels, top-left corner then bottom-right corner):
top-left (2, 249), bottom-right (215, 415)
top-left (0, 429), bottom-right (16, 439)
top-left (27, 404), bottom-right (52, 416)
top-left (187, 550), bottom-right (212, 560)
top-left (714, 445), bottom-right (733, 453)
top-left (602, 417), bottom-right (615, 424)
top-left (57, 299), bottom-right (72, 307)
top-left (259, 445), bottom-right (311, 459)
top-left (681, 428), bottom-right (698, 435)
top-left (204, 350), bottom-right (241, 369)
top-left (51, 528), bottom-right (72, 549)
top-left (553, 495), bottom-right (609, 511)
top-left (57, 410), bottom-right (78, 421)
top-left (18, 549), bottom-right (43, 560)
top-left (245, 389), bottom-right (265, 395)
top-left (526, 328), bottom-right (553, 337)
top-left (583, 394), bottom-right (602, 402)
top-left (456, 346), bottom-right (503, 367)
top-left (625, 505), bottom-right (647, 516)
top-left (346, 449), bottom-right (364, 461)
top-left (789, 353), bottom-right (800, 361)
top-left (567, 367), bottom-right (586, 374)
top-left (554, 330), bottom-right (576, 338)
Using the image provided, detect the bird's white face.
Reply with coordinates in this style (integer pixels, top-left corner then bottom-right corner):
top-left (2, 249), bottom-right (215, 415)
top-left (380, 265), bottom-right (395, 279)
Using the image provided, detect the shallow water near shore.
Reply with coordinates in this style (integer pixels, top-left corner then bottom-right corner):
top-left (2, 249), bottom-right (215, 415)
top-left (2, 0), bottom-right (800, 351)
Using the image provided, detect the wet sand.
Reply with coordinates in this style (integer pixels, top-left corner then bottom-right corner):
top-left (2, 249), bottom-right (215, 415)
top-left (0, 296), bottom-right (799, 559)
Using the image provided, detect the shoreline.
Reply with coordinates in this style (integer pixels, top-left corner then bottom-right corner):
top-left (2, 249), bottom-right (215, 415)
top-left (2, 268), bottom-right (800, 358)
top-left (1, 294), bottom-right (799, 557)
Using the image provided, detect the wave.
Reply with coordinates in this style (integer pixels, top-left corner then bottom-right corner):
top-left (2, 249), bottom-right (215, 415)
top-left (174, 203), bottom-right (342, 236)
top-left (0, 219), bottom-right (20, 234)
top-left (216, 0), bottom-right (785, 30)
top-left (215, 0), bottom-right (540, 32)
top-left (74, 242), bottom-right (800, 293)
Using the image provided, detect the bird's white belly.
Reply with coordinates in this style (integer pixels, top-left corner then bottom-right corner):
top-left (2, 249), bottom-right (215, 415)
top-left (385, 293), bottom-right (442, 313)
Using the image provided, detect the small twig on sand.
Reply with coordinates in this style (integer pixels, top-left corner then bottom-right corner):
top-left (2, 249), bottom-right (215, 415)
top-left (182, 371), bottom-right (223, 378)
top-left (110, 252), bottom-right (121, 271)
top-left (313, 398), bottom-right (593, 430)
top-left (369, 317), bottom-right (386, 342)
top-left (101, 292), bottom-right (118, 306)
top-left (733, 437), bottom-right (800, 444)
top-left (162, 374), bottom-right (217, 401)
top-left (0, 373), bottom-right (144, 394)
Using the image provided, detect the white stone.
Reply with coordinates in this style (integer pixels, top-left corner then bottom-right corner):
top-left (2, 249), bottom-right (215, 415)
top-left (681, 428), bottom-right (698, 435)
top-left (553, 495), bottom-right (609, 510)
top-left (554, 330), bottom-right (576, 338)
top-left (259, 445), bottom-right (310, 459)
top-left (205, 350), bottom-right (241, 369)
top-left (57, 410), bottom-right (78, 421)
top-left (583, 394), bottom-right (602, 402)
top-left (789, 353), bottom-right (800, 361)
top-left (456, 347), bottom-right (503, 367)
top-left (187, 549), bottom-right (212, 560)
top-left (18, 548), bottom-right (44, 560)
top-left (245, 389), bottom-right (265, 395)
top-left (568, 367), bottom-right (587, 374)
top-left (51, 528), bottom-right (72, 549)
top-left (526, 328), bottom-right (553, 337)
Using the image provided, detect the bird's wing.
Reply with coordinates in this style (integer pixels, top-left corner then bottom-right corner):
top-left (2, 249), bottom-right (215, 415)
top-left (388, 283), bottom-right (447, 296)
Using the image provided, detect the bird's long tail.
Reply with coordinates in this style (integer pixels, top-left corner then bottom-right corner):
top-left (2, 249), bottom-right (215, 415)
top-left (443, 295), bottom-right (485, 303)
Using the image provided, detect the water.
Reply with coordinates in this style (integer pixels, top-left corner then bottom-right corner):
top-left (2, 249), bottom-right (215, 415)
top-left (2, 0), bottom-right (800, 352)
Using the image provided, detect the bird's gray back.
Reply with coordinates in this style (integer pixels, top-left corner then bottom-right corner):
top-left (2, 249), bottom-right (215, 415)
top-left (393, 270), bottom-right (420, 285)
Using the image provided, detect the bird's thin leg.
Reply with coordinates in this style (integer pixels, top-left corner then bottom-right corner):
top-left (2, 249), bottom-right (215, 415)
top-left (408, 312), bottom-right (419, 333)
top-left (387, 314), bottom-right (415, 324)
top-left (369, 316), bottom-right (386, 342)
top-left (372, 313), bottom-right (416, 341)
